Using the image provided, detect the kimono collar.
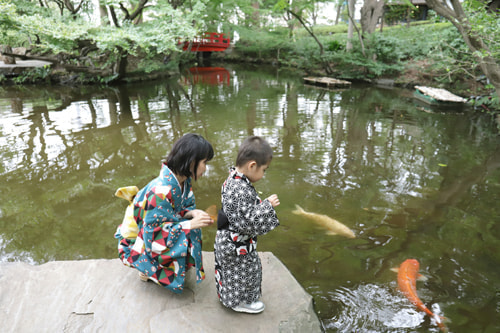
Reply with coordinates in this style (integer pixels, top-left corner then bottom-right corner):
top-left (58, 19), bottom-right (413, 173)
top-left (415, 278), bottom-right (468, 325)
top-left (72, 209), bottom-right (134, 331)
top-left (161, 163), bottom-right (191, 193)
top-left (229, 166), bottom-right (251, 186)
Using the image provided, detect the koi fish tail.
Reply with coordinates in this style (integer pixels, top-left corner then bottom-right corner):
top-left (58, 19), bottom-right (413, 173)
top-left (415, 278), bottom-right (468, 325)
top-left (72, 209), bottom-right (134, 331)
top-left (433, 314), bottom-right (449, 332)
top-left (292, 204), bottom-right (305, 215)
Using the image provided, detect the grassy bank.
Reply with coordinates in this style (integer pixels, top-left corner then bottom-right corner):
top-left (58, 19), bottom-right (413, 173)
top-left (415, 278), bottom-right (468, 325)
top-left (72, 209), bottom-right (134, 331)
top-left (218, 21), bottom-right (493, 102)
top-left (2, 20), bottom-right (497, 112)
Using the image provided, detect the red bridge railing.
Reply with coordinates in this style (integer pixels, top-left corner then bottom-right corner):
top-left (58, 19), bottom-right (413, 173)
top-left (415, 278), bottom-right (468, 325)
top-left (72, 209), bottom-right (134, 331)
top-left (181, 32), bottom-right (231, 52)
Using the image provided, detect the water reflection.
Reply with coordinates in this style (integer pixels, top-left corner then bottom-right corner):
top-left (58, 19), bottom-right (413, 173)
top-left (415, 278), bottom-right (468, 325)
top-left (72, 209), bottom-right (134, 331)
top-left (0, 65), bottom-right (499, 332)
top-left (184, 67), bottom-right (231, 86)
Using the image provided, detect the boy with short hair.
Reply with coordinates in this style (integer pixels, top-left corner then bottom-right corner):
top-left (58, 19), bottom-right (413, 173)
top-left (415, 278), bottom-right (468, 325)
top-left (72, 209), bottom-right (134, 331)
top-left (214, 136), bottom-right (280, 313)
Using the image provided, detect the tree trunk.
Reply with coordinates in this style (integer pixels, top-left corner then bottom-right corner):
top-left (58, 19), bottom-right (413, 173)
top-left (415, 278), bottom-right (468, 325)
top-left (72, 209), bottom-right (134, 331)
top-left (346, 0), bottom-right (355, 51)
top-left (113, 47), bottom-right (128, 81)
top-left (251, 2), bottom-right (260, 27)
top-left (360, 0), bottom-right (385, 35)
top-left (335, 0), bottom-right (343, 25)
top-left (425, 0), bottom-right (500, 96)
top-left (99, 4), bottom-right (109, 25)
top-left (345, 0), bottom-right (366, 57)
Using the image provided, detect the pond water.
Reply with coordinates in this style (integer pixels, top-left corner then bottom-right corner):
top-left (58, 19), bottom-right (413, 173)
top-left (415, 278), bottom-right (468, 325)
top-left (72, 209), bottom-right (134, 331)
top-left (1, 64), bottom-right (499, 332)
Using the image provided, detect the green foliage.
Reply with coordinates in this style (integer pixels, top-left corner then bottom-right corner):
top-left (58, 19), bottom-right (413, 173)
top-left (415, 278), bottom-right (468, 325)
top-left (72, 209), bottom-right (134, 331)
top-left (1, 0), bottom-right (207, 70)
top-left (326, 40), bottom-right (343, 52)
top-left (381, 22), bottom-right (452, 60)
top-left (424, 25), bottom-right (480, 84)
top-left (330, 50), bottom-right (404, 79)
top-left (295, 23), bottom-right (349, 37)
top-left (233, 27), bottom-right (294, 59)
top-left (383, 3), bottom-right (436, 25)
top-left (469, 91), bottom-right (500, 114)
top-left (384, 5), bottom-right (412, 25)
top-left (17, 13), bottom-right (91, 53)
top-left (364, 34), bottom-right (404, 63)
top-left (463, 0), bottom-right (500, 60)
top-left (12, 65), bottom-right (51, 84)
top-left (234, 21), bottom-right (406, 78)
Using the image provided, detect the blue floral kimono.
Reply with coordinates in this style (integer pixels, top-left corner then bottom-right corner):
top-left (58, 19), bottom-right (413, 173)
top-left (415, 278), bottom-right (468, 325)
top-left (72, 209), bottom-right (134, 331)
top-left (114, 164), bottom-right (204, 293)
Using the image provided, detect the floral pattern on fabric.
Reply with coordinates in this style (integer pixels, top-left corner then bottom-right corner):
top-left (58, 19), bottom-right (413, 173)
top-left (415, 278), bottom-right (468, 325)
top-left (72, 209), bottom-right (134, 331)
top-left (214, 167), bottom-right (279, 308)
top-left (114, 164), bottom-right (204, 293)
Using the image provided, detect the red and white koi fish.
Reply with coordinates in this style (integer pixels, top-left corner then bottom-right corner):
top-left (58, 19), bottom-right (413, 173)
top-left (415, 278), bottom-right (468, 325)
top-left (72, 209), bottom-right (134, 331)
top-left (391, 259), bottom-right (448, 332)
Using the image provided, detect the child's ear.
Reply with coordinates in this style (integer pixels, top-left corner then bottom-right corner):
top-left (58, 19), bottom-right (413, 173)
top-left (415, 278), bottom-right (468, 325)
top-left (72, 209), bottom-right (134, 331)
top-left (248, 161), bottom-right (257, 169)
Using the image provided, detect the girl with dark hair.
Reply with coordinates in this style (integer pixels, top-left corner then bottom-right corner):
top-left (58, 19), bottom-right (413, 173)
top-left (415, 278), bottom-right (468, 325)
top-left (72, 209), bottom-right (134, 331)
top-left (114, 133), bottom-right (214, 293)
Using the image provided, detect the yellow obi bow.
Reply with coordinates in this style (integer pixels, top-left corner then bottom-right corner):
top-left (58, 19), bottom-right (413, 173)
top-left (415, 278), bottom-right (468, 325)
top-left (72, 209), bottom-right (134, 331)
top-left (115, 186), bottom-right (139, 239)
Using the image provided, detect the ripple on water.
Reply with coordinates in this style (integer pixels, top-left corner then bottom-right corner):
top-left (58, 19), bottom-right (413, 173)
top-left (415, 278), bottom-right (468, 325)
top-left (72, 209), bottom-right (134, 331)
top-left (325, 283), bottom-right (437, 332)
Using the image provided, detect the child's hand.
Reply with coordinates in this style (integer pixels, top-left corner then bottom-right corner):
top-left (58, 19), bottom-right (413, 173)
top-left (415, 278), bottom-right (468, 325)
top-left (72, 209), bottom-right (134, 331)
top-left (266, 194), bottom-right (280, 207)
top-left (189, 209), bottom-right (214, 229)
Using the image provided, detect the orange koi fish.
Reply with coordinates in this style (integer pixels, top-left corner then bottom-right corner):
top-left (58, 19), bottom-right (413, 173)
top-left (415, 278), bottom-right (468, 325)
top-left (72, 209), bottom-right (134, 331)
top-left (392, 259), bottom-right (448, 332)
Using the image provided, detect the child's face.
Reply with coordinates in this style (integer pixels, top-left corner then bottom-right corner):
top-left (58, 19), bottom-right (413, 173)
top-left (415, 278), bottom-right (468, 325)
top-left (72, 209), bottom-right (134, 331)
top-left (246, 161), bottom-right (270, 183)
top-left (191, 159), bottom-right (208, 179)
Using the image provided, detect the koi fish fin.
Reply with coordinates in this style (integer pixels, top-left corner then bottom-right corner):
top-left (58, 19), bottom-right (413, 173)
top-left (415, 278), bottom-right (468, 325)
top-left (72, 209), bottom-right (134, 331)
top-left (325, 230), bottom-right (338, 236)
top-left (433, 314), bottom-right (450, 332)
top-left (417, 273), bottom-right (428, 282)
top-left (390, 267), bottom-right (399, 273)
top-left (292, 204), bottom-right (305, 215)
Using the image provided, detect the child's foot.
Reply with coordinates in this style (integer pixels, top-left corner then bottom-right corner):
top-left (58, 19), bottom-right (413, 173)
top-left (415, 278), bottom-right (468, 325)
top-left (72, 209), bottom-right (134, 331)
top-left (138, 271), bottom-right (149, 282)
top-left (231, 301), bottom-right (265, 314)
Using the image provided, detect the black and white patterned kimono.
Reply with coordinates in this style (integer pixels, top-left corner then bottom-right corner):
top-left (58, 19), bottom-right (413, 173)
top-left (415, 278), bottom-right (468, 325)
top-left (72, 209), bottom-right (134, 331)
top-left (214, 167), bottom-right (280, 309)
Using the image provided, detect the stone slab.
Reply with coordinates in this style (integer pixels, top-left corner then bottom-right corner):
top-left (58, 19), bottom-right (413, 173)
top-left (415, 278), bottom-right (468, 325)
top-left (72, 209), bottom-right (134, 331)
top-left (0, 252), bottom-right (322, 332)
top-left (0, 60), bottom-right (52, 68)
top-left (0, 60), bottom-right (52, 76)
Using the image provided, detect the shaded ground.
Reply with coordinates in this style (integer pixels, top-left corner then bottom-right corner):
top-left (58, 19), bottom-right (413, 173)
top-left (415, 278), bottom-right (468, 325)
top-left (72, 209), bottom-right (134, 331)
top-left (397, 59), bottom-right (487, 97)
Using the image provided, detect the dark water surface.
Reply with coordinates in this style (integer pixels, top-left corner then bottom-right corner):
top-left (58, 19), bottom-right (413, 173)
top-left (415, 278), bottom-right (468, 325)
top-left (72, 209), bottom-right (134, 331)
top-left (1, 64), bottom-right (499, 332)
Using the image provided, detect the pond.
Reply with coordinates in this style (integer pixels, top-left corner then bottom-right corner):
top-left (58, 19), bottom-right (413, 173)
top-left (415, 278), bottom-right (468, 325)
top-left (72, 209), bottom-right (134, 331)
top-left (0, 64), bottom-right (499, 332)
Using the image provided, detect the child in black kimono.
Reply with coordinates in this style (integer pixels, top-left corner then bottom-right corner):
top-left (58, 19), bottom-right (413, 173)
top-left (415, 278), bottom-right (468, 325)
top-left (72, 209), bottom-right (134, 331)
top-left (214, 136), bottom-right (280, 313)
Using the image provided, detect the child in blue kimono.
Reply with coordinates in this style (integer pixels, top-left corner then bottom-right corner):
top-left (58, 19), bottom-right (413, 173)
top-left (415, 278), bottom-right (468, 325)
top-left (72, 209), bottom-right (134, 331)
top-left (214, 136), bottom-right (280, 313)
top-left (114, 133), bottom-right (214, 293)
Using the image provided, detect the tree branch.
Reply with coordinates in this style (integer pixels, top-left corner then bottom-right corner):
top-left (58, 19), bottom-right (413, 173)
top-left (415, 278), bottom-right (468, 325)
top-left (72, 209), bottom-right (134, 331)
top-left (286, 9), bottom-right (323, 54)
top-left (108, 5), bottom-right (120, 28)
top-left (346, 9), bottom-right (366, 57)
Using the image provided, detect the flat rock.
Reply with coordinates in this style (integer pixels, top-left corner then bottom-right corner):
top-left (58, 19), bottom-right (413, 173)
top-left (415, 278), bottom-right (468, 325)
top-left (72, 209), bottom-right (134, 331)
top-left (0, 60), bottom-right (52, 68)
top-left (0, 252), bottom-right (322, 332)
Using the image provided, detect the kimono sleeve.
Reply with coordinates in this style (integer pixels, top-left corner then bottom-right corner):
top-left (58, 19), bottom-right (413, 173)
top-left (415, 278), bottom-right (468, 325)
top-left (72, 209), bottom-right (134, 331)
top-left (223, 180), bottom-right (279, 235)
top-left (141, 185), bottom-right (191, 264)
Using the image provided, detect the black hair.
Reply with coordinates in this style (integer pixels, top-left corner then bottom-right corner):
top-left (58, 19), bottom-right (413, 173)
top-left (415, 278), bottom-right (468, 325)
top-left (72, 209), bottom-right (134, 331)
top-left (164, 133), bottom-right (214, 180)
top-left (236, 136), bottom-right (273, 167)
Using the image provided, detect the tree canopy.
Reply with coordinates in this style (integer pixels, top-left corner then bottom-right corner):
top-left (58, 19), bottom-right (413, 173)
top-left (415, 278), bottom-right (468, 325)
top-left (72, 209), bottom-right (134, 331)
top-left (0, 0), bottom-right (499, 100)
top-left (1, 0), bottom-right (208, 79)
